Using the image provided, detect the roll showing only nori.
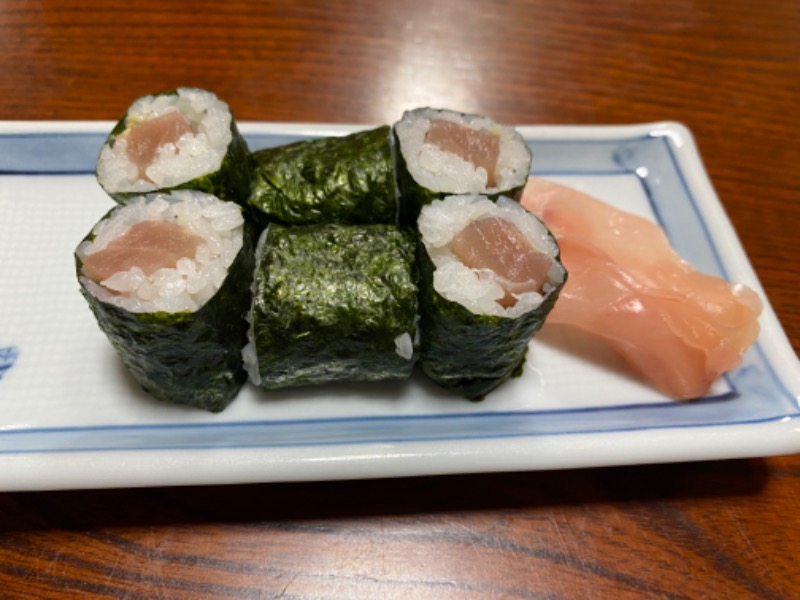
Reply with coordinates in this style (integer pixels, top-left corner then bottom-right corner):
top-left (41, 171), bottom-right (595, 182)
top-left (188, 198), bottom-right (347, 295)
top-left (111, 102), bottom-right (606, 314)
top-left (75, 190), bottom-right (254, 412)
top-left (96, 88), bottom-right (252, 206)
top-left (394, 107), bottom-right (531, 225)
top-left (244, 223), bottom-right (418, 390)
top-left (416, 195), bottom-right (567, 400)
top-left (247, 126), bottom-right (398, 228)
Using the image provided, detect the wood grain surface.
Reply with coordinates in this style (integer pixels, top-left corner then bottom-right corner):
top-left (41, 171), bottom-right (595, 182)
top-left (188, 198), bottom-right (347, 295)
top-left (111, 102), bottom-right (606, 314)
top-left (1, 0), bottom-right (799, 598)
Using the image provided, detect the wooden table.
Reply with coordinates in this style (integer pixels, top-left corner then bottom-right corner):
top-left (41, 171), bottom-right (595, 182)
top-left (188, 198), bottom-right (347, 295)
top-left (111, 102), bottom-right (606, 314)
top-left (1, 1), bottom-right (798, 597)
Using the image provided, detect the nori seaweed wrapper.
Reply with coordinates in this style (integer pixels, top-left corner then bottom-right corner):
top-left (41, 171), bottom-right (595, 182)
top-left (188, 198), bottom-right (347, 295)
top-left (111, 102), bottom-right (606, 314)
top-left (393, 108), bottom-right (531, 226)
top-left (98, 88), bottom-right (253, 206)
top-left (416, 203), bottom-right (566, 401)
top-left (247, 223), bottom-right (418, 390)
top-left (247, 126), bottom-right (397, 228)
top-left (76, 210), bottom-right (255, 413)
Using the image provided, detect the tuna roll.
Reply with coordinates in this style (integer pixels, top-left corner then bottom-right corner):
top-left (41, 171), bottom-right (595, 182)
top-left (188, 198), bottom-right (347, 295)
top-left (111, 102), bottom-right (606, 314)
top-left (96, 88), bottom-right (252, 205)
top-left (244, 223), bottom-right (418, 390)
top-left (247, 126), bottom-right (397, 228)
top-left (394, 108), bottom-right (531, 225)
top-left (75, 190), bottom-right (254, 412)
top-left (417, 194), bottom-right (566, 400)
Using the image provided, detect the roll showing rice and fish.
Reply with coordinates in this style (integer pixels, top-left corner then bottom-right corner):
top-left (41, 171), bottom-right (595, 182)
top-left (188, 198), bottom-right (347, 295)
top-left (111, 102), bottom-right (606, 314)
top-left (244, 223), bottom-right (419, 390)
top-left (81, 98), bottom-right (561, 407)
top-left (394, 107), bottom-right (532, 225)
top-left (75, 190), bottom-right (254, 412)
top-left (96, 88), bottom-right (252, 206)
top-left (417, 195), bottom-right (567, 400)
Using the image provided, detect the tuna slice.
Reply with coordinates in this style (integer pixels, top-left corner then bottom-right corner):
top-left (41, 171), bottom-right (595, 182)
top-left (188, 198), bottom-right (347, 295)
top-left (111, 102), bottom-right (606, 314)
top-left (425, 119), bottom-right (501, 187)
top-left (123, 111), bottom-right (193, 180)
top-left (82, 221), bottom-right (204, 284)
top-left (449, 216), bottom-right (553, 307)
top-left (521, 177), bottom-right (762, 400)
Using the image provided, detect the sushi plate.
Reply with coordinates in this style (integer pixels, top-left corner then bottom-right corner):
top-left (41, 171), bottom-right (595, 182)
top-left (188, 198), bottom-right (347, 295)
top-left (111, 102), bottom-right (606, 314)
top-left (0, 121), bottom-right (799, 492)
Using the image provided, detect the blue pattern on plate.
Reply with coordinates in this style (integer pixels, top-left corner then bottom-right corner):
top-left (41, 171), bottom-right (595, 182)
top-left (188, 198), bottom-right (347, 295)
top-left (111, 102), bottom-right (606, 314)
top-left (0, 127), bottom-right (797, 454)
top-left (0, 345), bottom-right (18, 380)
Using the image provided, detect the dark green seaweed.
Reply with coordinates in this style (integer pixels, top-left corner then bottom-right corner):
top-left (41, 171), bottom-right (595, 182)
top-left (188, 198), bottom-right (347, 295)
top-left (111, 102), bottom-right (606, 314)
top-left (393, 112), bottom-right (532, 226)
top-left (249, 223), bottom-right (418, 390)
top-left (76, 217), bottom-right (255, 413)
top-left (99, 89), bottom-right (253, 206)
top-left (247, 126), bottom-right (397, 228)
top-left (416, 234), bottom-right (565, 401)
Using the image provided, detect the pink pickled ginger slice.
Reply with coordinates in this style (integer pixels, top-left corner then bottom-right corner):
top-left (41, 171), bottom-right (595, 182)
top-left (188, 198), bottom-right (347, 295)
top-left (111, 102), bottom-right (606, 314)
top-left (521, 177), bottom-right (762, 400)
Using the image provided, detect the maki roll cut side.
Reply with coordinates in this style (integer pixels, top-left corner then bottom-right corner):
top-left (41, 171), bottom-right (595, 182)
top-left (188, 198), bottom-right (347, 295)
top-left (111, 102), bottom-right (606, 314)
top-left (75, 190), bottom-right (254, 412)
top-left (394, 108), bottom-right (531, 225)
top-left (417, 194), bottom-right (567, 400)
top-left (244, 223), bottom-right (419, 390)
top-left (96, 88), bottom-right (252, 205)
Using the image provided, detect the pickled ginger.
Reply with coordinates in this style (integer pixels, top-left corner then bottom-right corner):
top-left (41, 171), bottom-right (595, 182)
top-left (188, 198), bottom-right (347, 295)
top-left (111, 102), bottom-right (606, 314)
top-left (521, 177), bottom-right (762, 399)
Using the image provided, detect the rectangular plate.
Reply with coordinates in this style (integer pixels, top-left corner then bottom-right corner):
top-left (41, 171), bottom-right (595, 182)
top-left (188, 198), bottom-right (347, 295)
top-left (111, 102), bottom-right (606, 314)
top-left (1, 121), bottom-right (798, 492)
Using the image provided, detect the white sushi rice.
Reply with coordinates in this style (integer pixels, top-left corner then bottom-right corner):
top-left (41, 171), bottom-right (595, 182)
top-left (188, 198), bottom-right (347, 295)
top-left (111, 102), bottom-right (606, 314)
top-left (395, 107), bottom-right (530, 195)
top-left (76, 190), bottom-right (244, 314)
top-left (419, 195), bottom-right (566, 318)
top-left (97, 88), bottom-right (233, 193)
top-left (394, 332), bottom-right (414, 360)
top-left (241, 226), bottom-right (271, 386)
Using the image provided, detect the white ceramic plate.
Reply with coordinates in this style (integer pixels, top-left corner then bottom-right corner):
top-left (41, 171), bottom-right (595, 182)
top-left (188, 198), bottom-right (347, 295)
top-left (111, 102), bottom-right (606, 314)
top-left (1, 121), bottom-right (798, 492)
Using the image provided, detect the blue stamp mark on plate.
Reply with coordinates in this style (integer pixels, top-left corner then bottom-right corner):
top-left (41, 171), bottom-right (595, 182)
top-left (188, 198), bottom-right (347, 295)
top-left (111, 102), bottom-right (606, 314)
top-left (0, 345), bottom-right (19, 380)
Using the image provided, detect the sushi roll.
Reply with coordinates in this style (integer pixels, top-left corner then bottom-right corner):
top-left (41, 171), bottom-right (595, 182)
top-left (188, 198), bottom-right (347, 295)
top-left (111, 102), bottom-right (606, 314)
top-left (244, 223), bottom-right (418, 390)
top-left (247, 126), bottom-right (397, 228)
top-left (75, 190), bottom-right (254, 412)
top-left (393, 107), bottom-right (531, 225)
top-left (416, 194), bottom-right (567, 400)
top-left (96, 88), bottom-right (252, 205)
